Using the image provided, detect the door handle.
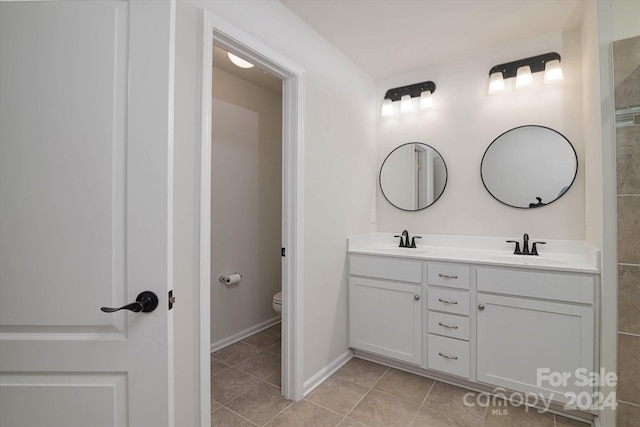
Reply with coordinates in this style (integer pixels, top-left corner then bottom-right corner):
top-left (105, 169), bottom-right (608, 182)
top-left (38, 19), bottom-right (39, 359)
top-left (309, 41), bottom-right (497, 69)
top-left (101, 291), bottom-right (159, 313)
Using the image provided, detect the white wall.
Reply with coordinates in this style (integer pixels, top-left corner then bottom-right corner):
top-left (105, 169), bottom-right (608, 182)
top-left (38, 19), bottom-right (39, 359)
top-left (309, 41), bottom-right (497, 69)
top-left (376, 31), bottom-right (585, 241)
top-left (210, 67), bottom-right (282, 346)
top-left (174, 1), bottom-right (377, 425)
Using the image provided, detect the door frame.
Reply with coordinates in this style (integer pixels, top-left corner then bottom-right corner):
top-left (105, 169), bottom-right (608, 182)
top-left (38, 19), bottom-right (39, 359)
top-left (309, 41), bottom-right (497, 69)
top-left (198, 9), bottom-right (305, 423)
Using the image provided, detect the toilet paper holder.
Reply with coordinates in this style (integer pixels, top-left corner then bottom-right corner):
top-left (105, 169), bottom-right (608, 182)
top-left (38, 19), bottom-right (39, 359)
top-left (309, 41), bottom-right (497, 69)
top-left (218, 273), bottom-right (243, 285)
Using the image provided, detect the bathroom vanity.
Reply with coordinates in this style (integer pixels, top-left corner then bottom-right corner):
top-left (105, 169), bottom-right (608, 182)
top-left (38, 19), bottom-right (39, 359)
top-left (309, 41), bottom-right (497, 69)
top-left (347, 233), bottom-right (599, 412)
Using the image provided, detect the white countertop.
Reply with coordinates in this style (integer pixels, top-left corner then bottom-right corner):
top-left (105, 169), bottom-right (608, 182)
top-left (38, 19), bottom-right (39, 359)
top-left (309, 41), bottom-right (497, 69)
top-left (347, 233), bottom-right (600, 274)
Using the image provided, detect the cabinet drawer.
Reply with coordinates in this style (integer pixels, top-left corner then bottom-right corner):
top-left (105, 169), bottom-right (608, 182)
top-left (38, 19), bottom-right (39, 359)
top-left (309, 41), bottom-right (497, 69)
top-left (428, 312), bottom-right (469, 340)
top-left (427, 334), bottom-right (470, 378)
top-left (428, 287), bottom-right (469, 315)
top-left (350, 255), bottom-right (422, 283)
top-left (428, 263), bottom-right (470, 289)
top-left (477, 268), bottom-right (595, 304)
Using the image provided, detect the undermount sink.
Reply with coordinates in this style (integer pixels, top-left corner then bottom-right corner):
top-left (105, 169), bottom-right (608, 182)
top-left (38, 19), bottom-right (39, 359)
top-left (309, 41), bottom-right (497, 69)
top-left (490, 255), bottom-right (568, 266)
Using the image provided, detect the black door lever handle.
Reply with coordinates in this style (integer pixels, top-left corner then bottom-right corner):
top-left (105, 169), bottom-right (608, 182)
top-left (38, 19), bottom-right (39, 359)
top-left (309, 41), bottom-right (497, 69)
top-left (101, 291), bottom-right (159, 313)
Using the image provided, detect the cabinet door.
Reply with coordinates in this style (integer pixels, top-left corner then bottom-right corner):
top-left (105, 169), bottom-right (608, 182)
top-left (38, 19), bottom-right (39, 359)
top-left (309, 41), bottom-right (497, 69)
top-left (477, 294), bottom-right (594, 404)
top-left (349, 277), bottom-right (422, 364)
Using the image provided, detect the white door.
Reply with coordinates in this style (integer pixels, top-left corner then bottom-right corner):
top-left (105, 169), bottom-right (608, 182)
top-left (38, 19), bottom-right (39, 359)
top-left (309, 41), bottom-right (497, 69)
top-left (476, 294), bottom-right (594, 404)
top-left (349, 277), bottom-right (422, 365)
top-left (0, 1), bottom-right (175, 426)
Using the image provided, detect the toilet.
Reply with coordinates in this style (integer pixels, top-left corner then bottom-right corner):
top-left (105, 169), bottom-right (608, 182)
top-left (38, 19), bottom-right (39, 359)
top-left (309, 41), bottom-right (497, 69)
top-left (272, 291), bottom-right (282, 314)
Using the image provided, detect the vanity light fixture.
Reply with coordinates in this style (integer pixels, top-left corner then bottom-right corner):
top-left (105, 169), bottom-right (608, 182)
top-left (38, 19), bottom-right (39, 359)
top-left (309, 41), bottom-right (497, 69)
top-left (381, 80), bottom-right (436, 116)
top-left (227, 52), bottom-right (255, 69)
top-left (488, 52), bottom-right (562, 94)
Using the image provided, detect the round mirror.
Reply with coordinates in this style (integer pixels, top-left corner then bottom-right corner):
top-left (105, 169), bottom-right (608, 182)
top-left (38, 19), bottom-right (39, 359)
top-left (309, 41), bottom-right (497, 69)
top-left (481, 125), bottom-right (577, 209)
top-left (380, 143), bottom-right (448, 211)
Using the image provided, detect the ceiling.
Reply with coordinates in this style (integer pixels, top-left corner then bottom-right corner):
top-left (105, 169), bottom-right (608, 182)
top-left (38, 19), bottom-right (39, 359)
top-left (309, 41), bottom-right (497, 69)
top-left (280, 0), bottom-right (586, 79)
top-left (213, 46), bottom-right (282, 94)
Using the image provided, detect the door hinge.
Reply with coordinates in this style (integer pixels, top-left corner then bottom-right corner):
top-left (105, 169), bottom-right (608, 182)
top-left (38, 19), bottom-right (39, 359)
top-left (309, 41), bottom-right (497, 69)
top-left (168, 290), bottom-right (175, 310)
top-left (281, 247), bottom-right (285, 257)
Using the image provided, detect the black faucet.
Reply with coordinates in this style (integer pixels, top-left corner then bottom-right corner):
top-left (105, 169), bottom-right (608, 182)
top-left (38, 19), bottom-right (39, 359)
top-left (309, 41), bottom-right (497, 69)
top-left (394, 230), bottom-right (421, 248)
top-left (506, 233), bottom-right (546, 256)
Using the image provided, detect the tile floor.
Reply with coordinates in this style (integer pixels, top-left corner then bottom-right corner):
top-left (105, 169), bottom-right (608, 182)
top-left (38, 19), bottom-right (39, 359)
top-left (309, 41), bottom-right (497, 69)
top-left (211, 325), bottom-right (590, 427)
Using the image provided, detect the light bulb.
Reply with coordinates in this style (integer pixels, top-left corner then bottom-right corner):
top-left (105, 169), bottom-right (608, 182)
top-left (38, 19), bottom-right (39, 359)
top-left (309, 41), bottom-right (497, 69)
top-left (227, 52), bottom-right (254, 69)
top-left (400, 95), bottom-right (414, 113)
top-left (544, 59), bottom-right (564, 84)
top-left (488, 71), bottom-right (505, 95)
top-left (381, 98), bottom-right (394, 117)
top-left (515, 65), bottom-right (533, 89)
top-left (420, 90), bottom-right (433, 109)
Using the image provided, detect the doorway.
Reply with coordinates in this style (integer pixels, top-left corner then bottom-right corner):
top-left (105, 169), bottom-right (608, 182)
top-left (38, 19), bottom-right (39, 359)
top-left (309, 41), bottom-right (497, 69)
top-left (198, 11), bottom-right (305, 424)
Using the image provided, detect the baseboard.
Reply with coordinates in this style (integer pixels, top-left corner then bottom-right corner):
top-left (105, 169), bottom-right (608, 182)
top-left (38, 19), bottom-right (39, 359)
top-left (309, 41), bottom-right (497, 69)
top-left (303, 350), bottom-right (354, 397)
top-left (210, 316), bottom-right (281, 353)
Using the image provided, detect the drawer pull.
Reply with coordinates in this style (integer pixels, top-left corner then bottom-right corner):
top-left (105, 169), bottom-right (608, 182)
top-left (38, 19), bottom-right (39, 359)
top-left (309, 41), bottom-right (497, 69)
top-left (438, 322), bottom-right (458, 329)
top-left (438, 273), bottom-right (459, 279)
top-left (438, 298), bottom-right (458, 305)
top-left (438, 352), bottom-right (458, 360)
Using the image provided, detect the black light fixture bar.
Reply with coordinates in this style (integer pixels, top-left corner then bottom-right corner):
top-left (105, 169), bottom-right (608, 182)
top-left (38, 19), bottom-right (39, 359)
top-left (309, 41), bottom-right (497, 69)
top-left (489, 52), bottom-right (561, 79)
top-left (384, 81), bottom-right (436, 101)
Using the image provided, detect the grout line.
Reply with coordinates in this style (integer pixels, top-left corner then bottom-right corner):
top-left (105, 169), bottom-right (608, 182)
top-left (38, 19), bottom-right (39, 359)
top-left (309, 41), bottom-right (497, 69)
top-left (408, 380), bottom-right (436, 425)
top-left (618, 399), bottom-right (640, 408)
top-left (618, 331), bottom-right (640, 338)
top-left (617, 262), bottom-right (640, 266)
top-left (214, 405), bottom-right (260, 427)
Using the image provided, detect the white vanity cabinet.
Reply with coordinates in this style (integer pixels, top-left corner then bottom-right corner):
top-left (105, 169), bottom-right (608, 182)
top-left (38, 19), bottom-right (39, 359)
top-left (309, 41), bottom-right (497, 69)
top-left (349, 255), bottom-right (423, 365)
top-left (347, 233), bottom-right (600, 412)
top-left (476, 268), bottom-right (596, 404)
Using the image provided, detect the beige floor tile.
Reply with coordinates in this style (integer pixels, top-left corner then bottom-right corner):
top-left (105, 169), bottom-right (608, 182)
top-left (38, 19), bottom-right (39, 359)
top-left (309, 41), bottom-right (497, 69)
top-left (411, 405), bottom-right (480, 427)
top-left (211, 399), bottom-right (222, 413)
top-left (334, 358), bottom-right (388, 388)
top-left (235, 350), bottom-right (281, 379)
top-left (266, 342), bottom-right (281, 356)
top-left (617, 401), bottom-right (640, 427)
top-left (211, 367), bottom-right (261, 404)
top-left (374, 368), bottom-right (434, 404)
top-left (210, 407), bottom-right (256, 427)
top-left (242, 328), bottom-right (281, 349)
top-left (338, 417), bottom-right (369, 427)
top-left (265, 371), bottom-right (282, 387)
top-left (213, 341), bottom-right (262, 365)
top-left (307, 376), bottom-right (369, 415)
top-left (554, 414), bottom-right (591, 426)
top-left (266, 400), bottom-right (343, 427)
top-left (618, 333), bottom-right (640, 405)
top-left (423, 382), bottom-right (486, 424)
top-left (226, 381), bottom-right (292, 426)
top-left (348, 389), bottom-right (421, 427)
top-left (211, 357), bottom-right (231, 376)
top-left (483, 402), bottom-right (553, 427)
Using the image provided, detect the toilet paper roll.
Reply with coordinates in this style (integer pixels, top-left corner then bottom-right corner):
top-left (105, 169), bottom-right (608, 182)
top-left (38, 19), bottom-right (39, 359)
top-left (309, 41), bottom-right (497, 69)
top-left (219, 273), bottom-right (243, 285)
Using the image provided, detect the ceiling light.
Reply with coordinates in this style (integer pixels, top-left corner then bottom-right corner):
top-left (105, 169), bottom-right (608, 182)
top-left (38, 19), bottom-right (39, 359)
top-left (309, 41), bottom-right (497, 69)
top-left (488, 71), bottom-right (505, 95)
top-left (227, 52), bottom-right (254, 69)
top-left (544, 59), bottom-right (564, 84)
top-left (381, 81), bottom-right (436, 117)
top-left (515, 65), bottom-right (533, 89)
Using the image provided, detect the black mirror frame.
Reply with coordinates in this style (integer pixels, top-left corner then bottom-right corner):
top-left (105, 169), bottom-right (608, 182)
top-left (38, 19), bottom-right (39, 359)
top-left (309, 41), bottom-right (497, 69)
top-left (480, 125), bottom-right (578, 209)
top-left (379, 142), bottom-right (448, 212)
